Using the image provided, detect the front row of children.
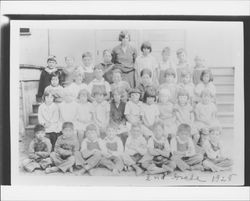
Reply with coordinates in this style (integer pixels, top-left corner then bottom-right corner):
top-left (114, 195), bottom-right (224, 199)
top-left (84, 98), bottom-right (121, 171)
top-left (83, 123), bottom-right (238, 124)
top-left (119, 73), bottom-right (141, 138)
top-left (22, 121), bottom-right (232, 175)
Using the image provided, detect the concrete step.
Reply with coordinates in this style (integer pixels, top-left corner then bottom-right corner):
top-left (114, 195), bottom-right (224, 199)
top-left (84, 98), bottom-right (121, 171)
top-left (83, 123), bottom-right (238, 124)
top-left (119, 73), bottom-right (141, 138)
top-left (217, 112), bottom-right (234, 124)
top-left (25, 125), bottom-right (35, 138)
top-left (215, 82), bottom-right (234, 93)
top-left (28, 113), bottom-right (39, 125)
top-left (217, 102), bottom-right (234, 113)
top-left (216, 92), bottom-right (234, 102)
top-left (210, 67), bottom-right (234, 76)
top-left (32, 102), bottom-right (41, 114)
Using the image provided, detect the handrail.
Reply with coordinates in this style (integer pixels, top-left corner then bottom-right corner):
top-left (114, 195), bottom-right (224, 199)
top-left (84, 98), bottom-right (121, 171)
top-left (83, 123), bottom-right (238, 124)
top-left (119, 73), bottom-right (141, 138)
top-left (20, 64), bottom-right (64, 70)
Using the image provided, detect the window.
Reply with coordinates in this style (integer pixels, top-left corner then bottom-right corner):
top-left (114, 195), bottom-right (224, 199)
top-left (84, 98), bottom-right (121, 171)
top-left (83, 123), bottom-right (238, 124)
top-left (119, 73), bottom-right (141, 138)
top-left (20, 28), bottom-right (31, 36)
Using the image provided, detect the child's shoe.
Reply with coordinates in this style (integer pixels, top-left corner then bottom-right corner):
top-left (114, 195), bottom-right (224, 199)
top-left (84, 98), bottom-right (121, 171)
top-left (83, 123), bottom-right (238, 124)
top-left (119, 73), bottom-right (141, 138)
top-left (134, 166), bottom-right (143, 176)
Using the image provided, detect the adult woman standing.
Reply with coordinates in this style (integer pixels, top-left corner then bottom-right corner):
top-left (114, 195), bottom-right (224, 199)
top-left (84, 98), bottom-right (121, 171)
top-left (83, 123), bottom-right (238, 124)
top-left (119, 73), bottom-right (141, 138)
top-left (112, 30), bottom-right (137, 88)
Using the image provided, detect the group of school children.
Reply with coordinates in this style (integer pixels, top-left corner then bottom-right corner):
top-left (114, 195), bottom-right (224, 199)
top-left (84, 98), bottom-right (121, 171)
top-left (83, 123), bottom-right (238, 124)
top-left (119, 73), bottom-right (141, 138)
top-left (22, 38), bottom-right (233, 175)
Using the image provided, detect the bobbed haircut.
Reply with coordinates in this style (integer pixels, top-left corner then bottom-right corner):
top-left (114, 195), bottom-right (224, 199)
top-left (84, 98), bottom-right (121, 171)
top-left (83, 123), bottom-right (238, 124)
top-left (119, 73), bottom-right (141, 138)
top-left (177, 123), bottom-right (191, 136)
top-left (82, 52), bottom-right (92, 59)
top-left (85, 123), bottom-right (100, 136)
top-left (118, 30), bottom-right (131, 41)
top-left (162, 46), bottom-right (171, 54)
top-left (51, 71), bottom-right (60, 79)
top-left (64, 55), bottom-right (75, 61)
top-left (92, 86), bottom-right (107, 97)
top-left (77, 88), bottom-right (90, 99)
top-left (103, 49), bottom-right (112, 56)
top-left (62, 121), bottom-right (74, 130)
top-left (177, 88), bottom-right (190, 99)
top-left (140, 68), bottom-right (152, 78)
top-left (140, 41), bottom-right (152, 52)
top-left (42, 90), bottom-right (55, 102)
top-left (200, 69), bottom-right (213, 82)
top-left (34, 124), bottom-right (45, 133)
top-left (176, 48), bottom-right (186, 55)
top-left (164, 68), bottom-right (176, 78)
top-left (143, 86), bottom-right (157, 103)
top-left (93, 64), bottom-right (104, 72)
top-left (152, 121), bottom-right (165, 131)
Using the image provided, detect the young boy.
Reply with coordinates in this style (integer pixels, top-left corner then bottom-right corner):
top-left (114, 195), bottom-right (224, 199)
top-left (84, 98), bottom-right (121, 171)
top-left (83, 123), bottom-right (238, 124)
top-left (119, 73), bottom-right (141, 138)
top-left (45, 122), bottom-right (81, 173)
top-left (79, 52), bottom-right (95, 84)
top-left (88, 65), bottom-right (111, 101)
top-left (141, 121), bottom-right (176, 174)
top-left (193, 56), bottom-right (207, 85)
top-left (170, 124), bottom-right (204, 171)
top-left (176, 48), bottom-right (190, 83)
top-left (61, 56), bottom-right (79, 87)
top-left (123, 124), bottom-right (147, 175)
top-left (22, 124), bottom-right (52, 172)
top-left (36, 55), bottom-right (61, 102)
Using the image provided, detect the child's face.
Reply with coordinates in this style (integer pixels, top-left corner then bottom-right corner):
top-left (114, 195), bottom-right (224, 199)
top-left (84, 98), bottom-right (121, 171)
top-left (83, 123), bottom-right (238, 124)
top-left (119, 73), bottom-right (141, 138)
top-left (209, 130), bottom-right (220, 142)
top-left (146, 96), bottom-right (155, 105)
top-left (178, 130), bottom-right (190, 141)
top-left (79, 93), bottom-right (88, 103)
top-left (112, 72), bottom-right (122, 83)
top-left (75, 74), bottom-right (83, 84)
top-left (130, 93), bottom-right (140, 103)
top-left (182, 74), bottom-right (191, 84)
top-left (45, 94), bottom-right (54, 105)
top-left (162, 51), bottom-right (170, 61)
top-left (178, 95), bottom-right (188, 106)
top-left (103, 52), bottom-right (112, 63)
top-left (107, 127), bottom-right (116, 140)
top-left (202, 73), bottom-right (210, 84)
top-left (142, 48), bottom-right (150, 56)
top-left (94, 69), bottom-right (104, 80)
top-left (166, 74), bottom-right (175, 83)
top-left (86, 130), bottom-right (98, 141)
top-left (35, 130), bottom-right (45, 141)
top-left (154, 125), bottom-right (164, 140)
top-left (51, 76), bottom-right (59, 87)
top-left (82, 56), bottom-right (92, 67)
top-left (159, 94), bottom-right (169, 104)
top-left (95, 93), bottom-right (104, 103)
top-left (65, 57), bottom-right (74, 67)
top-left (141, 74), bottom-right (151, 85)
top-left (131, 126), bottom-right (141, 139)
top-left (121, 34), bottom-right (130, 45)
top-left (113, 92), bottom-right (121, 103)
top-left (62, 127), bottom-right (74, 138)
top-left (177, 52), bottom-right (186, 61)
top-left (201, 94), bottom-right (211, 105)
top-left (195, 58), bottom-right (203, 66)
top-left (47, 60), bottom-right (56, 69)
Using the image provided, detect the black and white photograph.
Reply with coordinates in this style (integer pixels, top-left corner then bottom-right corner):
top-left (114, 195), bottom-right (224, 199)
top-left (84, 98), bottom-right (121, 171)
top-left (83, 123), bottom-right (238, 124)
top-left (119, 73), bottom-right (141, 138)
top-left (10, 20), bottom-right (244, 186)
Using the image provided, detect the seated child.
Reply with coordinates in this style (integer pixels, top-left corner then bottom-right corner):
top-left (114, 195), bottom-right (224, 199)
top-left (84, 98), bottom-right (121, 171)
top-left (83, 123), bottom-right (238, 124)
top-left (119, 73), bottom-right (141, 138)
top-left (92, 87), bottom-right (110, 139)
top-left (135, 41), bottom-right (159, 86)
top-left (123, 124), bottom-right (147, 175)
top-left (176, 48), bottom-right (191, 83)
top-left (137, 68), bottom-right (157, 101)
top-left (75, 89), bottom-right (94, 143)
top-left (36, 55), bottom-right (61, 102)
top-left (192, 56), bottom-right (208, 85)
top-left (157, 89), bottom-right (177, 137)
top-left (141, 121), bottom-right (176, 175)
top-left (99, 49), bottom-right (115, 84)
top-left (61, 56), bottom-right (79, 87)
top-left (159, 68), bottom-right (178, 103)
top-left (110, 68), bottom-right (130, 103)
top-left (102, 125), bottom-right (125, 174)
top-left (88, 64), bottom-right (111, 101)
top-left (22, 124), bottom-right (52, 172)
top-left (177, 69), bottom-right (195, 103)
top-left (46, 122), bottom-right (82, 173)
top-left (194, 89), bottom-right (221, 131)
top-left (195, 69), bottom-right (216, 102)
top-left (79, 124), bottom-right (115, 175)
top-left (64, 72), bottom-right (89, 101)
top-left (38, 91), bottom-right (60, 150)
top-left (170, 124), bottom-right (204, 171)
top-left (58, 89), bottom-right (78, 128)
top-left (159, 46), bottom-right (176, 84)
top-left (78, 52), bottom-right (95, 84)
top-left (44, 72), bottom-right (64, 103)
top-left (201, 127), bottom-right (233, 172)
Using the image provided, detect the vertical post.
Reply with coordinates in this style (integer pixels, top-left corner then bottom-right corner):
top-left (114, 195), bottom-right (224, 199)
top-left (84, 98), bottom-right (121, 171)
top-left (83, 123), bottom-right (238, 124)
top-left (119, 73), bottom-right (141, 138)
top-left (20, 81), bottom-right (26, 134)
top-left (48, 29), bottom-right (50, 56)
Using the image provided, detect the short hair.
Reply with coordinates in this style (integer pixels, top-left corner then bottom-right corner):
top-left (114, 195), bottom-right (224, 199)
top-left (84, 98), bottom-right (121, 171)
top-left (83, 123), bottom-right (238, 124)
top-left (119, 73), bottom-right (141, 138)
top-left (152, 121), bottom-right (165, 131)
top-left (112, 68), bottom-right (122, 76)
top-left (200, 69), bottom-right (213, 82)
top-left (200, 89), bottom-right (213, 98)
top-left (143, 87), bottom-right (157, 102)
top-left (177, 124), bottom-right (191, 135)
top-left (164, 68), bottom-right (176, 78)
top-left (118, 30), bottom-right (131, 41)
top-left (64, 56), bottom-right (75, 61)
top-left (92, 86), bottom-right (107, 96)
top-left (85, 124), bottom-right (99, 136)
top-left (82, 52), bottom-right (92, 59)
top-left (47, 55), bottom-right (57, 63)
top-left (180, 69), bottom-right (192, 78)
top-left (177, 88), bottom-right (190, 99)
top-left (62, 122), bottom-right (74, 130)
top-left (194, 55), bottom-right (204, 62)
top-left (140, 68), bottom-right (152, 78)
top-left (129, 88), bottom-right (141, 96)
top-left (77, 88), bottom-right (90, 99)
top-left (73, 72), bottom-right (84, 82)
top-left (162, 47), bottom-right (171, 54)
top-left (140, 41), bottom-right (152, 52)
top-left (94, 64), bottom-right (104, 72)
top-left (176, 48), bottom-right (186, 55)
top-left (103, 49), bottom-right (112, 56)
top-left (34, 124), bottom-right (45, 133)
top-left (42, 90), bottom-right (54, 102)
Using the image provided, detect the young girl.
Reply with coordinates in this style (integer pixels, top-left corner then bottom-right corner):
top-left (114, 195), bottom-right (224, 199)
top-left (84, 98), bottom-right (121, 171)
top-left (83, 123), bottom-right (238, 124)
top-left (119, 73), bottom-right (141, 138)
top-left (22, 124), bottom-right (52, 172)
top-left (79, 52), bottom-right (95, 84)
top-left (75, 89), bottom-right (94, 143)
top-left (194, 89), bottom-right (221, 131)
top-left (141, 121), bottom-right (176, 175)
top-left (44, 72), bottom-right (64, 103)
top-left (201, 127), bottom-right (233, 172)
top-left (61, 56), bottom-right (79, 87)
top-left (135, 41), bottom-right (159, 86)
top-left (110, 68), bottom-right (130, 103)
top-left (159, 47), bottom-right (175, 84)
top-left (92, 87), bottom-right (110, 139)
top-left (157, 89), bottom-right (177, 138)
top-left (193, 56), bottom-right (208, 85)
top-left (36, 55), bottom-right (61, 102)
top-left (46, 122), bottom-right (80, 173)
top-left (38, 91), bottom-right (60, 150)
top-left (195, 70), bottom-right (216, 102)
top-left (159, 68), bottom-right (178, 103)
top-left (176, 48), bottom-right (190, 83)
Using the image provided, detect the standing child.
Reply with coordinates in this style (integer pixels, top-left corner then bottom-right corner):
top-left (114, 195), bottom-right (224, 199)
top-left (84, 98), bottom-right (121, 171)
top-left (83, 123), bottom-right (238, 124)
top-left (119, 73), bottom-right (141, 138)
top-left (22, 124), bottom-right (52, 172)
top-left (36, 55), bottom-right (61, 102)
top-left (141, 121), bottom-right (176, 175)
top-left (176, 48), bottom-right (190, 83)
top-left (201, 127), bottom-right (233, 172)
top-left (159, 68), bottom-right (178, 103)
top-left (194, 89), bottom-right (221, 131)
top-left (79, 52), bottom-right (95, 84)
top-left (46, 122), bottom-right (81, 173)
top-left (123, 124), bottom-right (147, 175)
top-left (159, 47), bottom-right (175, 84)
top-left (44, 72), bottom-right (64, 103)
top-left (193, 56), bottom-right (207, 85)
top-left (61, 56), bottom-right (79, 87)
top-left (135, 41), bottom-right (159, 86)
top-left (170, 124), bottom-right (204, 171)
top-left (88, 65), bottom-right (111, 101)
top-left (195, 70), bottom-right (216, 102)
top-left (75, 89), bottom-right (94, 143)
top-left (92, 87), bottom-right (110, 139)
top-left (38, 91), bottom-right (60, 150)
